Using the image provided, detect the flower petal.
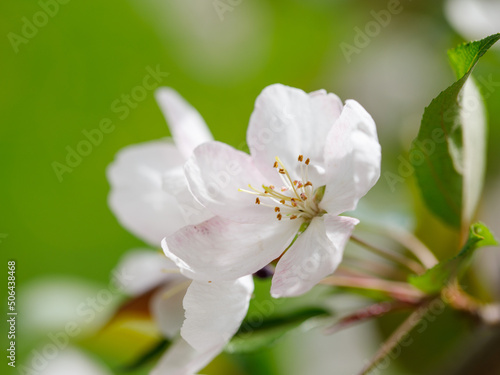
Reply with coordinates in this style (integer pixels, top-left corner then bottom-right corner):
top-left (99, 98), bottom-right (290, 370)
top-left (320, 100), bottom-right (381, 216)
top-left (151, 282), bottom-right (189, 338)
top-left (107, 140), bottom-right (188, 246)
top-left (163, 216), bottom-right (300, 281)
top-left (185, 141), bottom-right (271, 223)
top-left (151, 338), bottom-right (222, 375)
top-left (247, 84), bottom-right (343, 185)
top-left (181, 276), bottom-right (254, 352)
top-left (113, 249), bottom-right (182, 296)
top-left (155, 88), bottom-right (213, 159)
top-left (271, 215), bottom-right (359, 298)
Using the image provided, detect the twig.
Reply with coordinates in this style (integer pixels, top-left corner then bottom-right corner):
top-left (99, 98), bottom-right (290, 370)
top-left (382, 227), bottom-right (438, 269)
top-left (357, 297), bottom-right (436, 375)
top-left (350, 235), bottom-right (425, 275)
top-left (320, 275), bottom-right (425, 302)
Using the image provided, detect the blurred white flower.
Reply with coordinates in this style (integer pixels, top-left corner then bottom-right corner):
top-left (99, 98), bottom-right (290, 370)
top-left (107, 89), bottom-right (254, 374)
top-left (445, 0), bottom-right (500, 45)
top-left (36, 348), bottom-right (112, 375)
top-left (163, 84), bottom-right (381, 299)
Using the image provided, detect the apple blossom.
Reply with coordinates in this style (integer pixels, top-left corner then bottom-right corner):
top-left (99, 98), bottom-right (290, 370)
top-left (163, 83), bottom-right (381, 298)
top-left (107, 88), bottom-right (254, 374)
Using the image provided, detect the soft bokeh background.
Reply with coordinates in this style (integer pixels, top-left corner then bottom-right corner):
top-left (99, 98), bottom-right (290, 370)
top-left (1, 0), bottom-right (499, 374)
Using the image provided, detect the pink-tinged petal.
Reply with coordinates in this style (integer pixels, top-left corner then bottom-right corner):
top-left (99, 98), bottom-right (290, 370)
top-left (320, 100), bottom-right (381, 216)
top-left (181, 277), bottom-right (254, 352)
top-left (113, 249), bottom-right (182, 296)
top-left (185, 141), bottom-right (271, 223)
top-left (163, 216), bottom-right (301, 281)
top-left (151, 282), bottom-right (189, 339)
top-left (107, 140), bottom-right (189, 246)
top-left (247, 84), bottom-right (343, 185)
top-left (155, 88), bottom-right (213, 159)
top-left (151, 338), bottom-right (222, 375)
top-left (271, 215), bottom-right (358, 298)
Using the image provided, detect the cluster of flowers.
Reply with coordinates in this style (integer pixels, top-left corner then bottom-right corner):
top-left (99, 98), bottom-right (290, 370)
top-left (107, 84), bottom-right (381, 374)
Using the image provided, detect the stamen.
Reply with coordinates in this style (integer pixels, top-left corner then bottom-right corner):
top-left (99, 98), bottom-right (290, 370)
top-left (304, 181), bottom-right (313, 187)
top-left (290, 215), bottom-right (297, 220)
top-left (273, 161), bottom-right (278, 168)
top-left (300, 193), bottom-right (307, 200)
top-left (280, 199), bottom-right (285, 204)
top-left (275, 207), bottom-right (280, 212)
top-left (298, 155), bottom-right (303, 162)
top-left (305, 158), bottom-right (310, 165)
top-left (279, 168), bottom-right (286, 174)
top-left (277, 213), bottom-right (282, 220)
top-left (255, 197), bottom-right (261, 204)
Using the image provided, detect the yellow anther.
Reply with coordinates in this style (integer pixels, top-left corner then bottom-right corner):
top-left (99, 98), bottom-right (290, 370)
top-left (255, 197), bottom-right (261, 204)
top-left (305, 158), bottom-right (310, 165)
top-left (277, 213), bottom-right (282, 220)
top-left (275, 207), bottom-right (280, 212)
top-left (298, 155), bottom-right (304, 162)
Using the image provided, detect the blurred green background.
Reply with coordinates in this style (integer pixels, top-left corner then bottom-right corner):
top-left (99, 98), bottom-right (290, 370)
top-left (1, 0), bottom-right (499, 374)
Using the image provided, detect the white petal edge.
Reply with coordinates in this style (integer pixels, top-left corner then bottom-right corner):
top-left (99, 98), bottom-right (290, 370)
top-left (271, 215), bottom-right (359, 298)
top-left (113, 249), bottom-right (182, 296)
top-left (107, 140), bottom-right (189, 246)
top-left (247, 83), bottom-right (344, 186)
top-left (184, 141), bottom-right (273, 223)
top-left (151, 337), bottom-right (222, 375)
top-left (151, 282), bottom-right (189, 339)
top-left (181, 276), bottom-right (254, 352)
top-left (155, 88), bottom-right (213, 159)
top-left (162, 216), bottom-right (301, 282)
top-left (320, 100), bottom-right (381, 216)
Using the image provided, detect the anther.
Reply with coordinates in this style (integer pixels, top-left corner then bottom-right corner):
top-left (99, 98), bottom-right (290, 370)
top-left (277, 213), bottom-right (282, 220)
top-left (297, 182), bottom-right (303, 188)
top-left (298, 155), bottom-right (304, 162)
top-left (273, 161), bottom-right (278, 168)
top-left (255, 198), bottom-right (261, 204)
top-left (305, 158), bottom-right (310, 165)
top-left (304, 181), bottom-right (312, 187)
top-left (279, 168), bottom-right (286, 174)
top-left (300, 193), bottom-right (307, 200)
top-left (274, 207), bottom-right (280, 212)
top-left (290, 215), bottom-right (297, 220)
top-left (280, 199), bottom-right (285, 204)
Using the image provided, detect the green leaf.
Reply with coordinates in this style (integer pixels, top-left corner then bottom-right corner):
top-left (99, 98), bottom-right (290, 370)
top-left (408, 223), bottom-right (498, 294)
top-left (226, 308), bottom-right (329, 353)
top-left (410, 34), bottom-right (499, 229)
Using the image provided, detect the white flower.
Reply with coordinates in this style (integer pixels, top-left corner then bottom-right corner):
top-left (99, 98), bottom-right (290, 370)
top-left (163, 84), bottom-right (381, 298)
top-left (114, 249), bottom-right (253, 375)
top-left (107, 89), bottom-right (254, 374)
top-left (107, 88), bottom-right (213, 247)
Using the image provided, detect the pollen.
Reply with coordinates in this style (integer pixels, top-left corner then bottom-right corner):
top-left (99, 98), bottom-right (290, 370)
top-left (239, 154), bottom-right (321, 222)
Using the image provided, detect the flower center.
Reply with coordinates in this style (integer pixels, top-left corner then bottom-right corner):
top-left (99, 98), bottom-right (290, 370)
top-left (239, 155), bottom-right (323, 222)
